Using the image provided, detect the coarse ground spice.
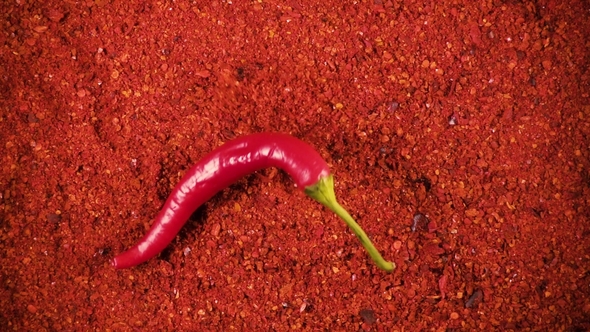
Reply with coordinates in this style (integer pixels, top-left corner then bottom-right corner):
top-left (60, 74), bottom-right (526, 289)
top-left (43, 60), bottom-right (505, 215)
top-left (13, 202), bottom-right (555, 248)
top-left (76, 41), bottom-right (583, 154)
top-left (1, 0), bottom-right (589, 330)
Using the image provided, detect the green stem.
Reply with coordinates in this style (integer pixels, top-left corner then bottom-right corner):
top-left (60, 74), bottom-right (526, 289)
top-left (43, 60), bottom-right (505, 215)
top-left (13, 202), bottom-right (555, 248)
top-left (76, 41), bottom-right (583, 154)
top-left (305, 175), bottom-right (395, 272)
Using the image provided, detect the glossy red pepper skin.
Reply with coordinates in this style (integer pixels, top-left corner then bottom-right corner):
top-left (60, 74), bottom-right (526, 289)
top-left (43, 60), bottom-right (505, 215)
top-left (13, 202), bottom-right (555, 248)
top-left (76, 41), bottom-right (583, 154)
top-left (112, 133), bottom-right (330, 269)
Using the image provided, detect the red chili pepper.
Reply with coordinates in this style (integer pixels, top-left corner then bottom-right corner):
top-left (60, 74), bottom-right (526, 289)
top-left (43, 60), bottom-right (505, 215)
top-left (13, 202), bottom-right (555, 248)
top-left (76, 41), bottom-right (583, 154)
top-left (111, 133), bottom-right (394, 272)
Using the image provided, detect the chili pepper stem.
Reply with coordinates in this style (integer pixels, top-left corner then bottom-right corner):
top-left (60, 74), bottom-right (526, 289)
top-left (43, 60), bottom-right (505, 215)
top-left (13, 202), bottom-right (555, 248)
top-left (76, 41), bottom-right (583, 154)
top-left (305, 175), bottom-right (395, 272)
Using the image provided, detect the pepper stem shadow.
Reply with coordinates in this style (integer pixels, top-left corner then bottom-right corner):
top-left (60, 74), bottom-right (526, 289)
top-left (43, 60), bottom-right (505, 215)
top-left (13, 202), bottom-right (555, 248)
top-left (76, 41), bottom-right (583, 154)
top-left (305, 175), bottom-right (395, 272)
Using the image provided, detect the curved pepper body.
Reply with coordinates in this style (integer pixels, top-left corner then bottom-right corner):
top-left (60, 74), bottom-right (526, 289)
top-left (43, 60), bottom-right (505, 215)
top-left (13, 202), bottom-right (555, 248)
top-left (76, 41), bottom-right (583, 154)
top-left (112, 133), bottom-right (330, 269)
